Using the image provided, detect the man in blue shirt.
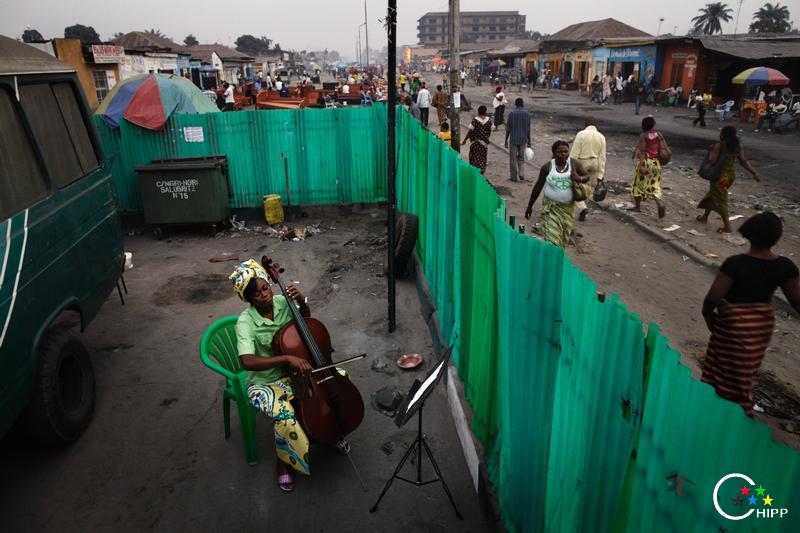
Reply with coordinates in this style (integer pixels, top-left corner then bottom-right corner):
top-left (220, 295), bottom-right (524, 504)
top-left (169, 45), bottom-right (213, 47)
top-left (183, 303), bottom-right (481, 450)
top-left (504, 98), bottom-right (532, 182)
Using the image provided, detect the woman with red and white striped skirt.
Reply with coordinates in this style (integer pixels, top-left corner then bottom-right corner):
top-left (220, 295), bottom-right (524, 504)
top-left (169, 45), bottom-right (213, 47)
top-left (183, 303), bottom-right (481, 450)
top-left (701, 212), bottom-right (800, 417)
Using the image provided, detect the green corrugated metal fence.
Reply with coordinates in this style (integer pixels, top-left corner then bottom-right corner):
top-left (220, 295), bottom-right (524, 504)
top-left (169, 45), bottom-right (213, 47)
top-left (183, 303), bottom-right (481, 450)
top-left (395, 108), bottom-right (799, 532)
top-left (95, 106), bottom-right (387, 210)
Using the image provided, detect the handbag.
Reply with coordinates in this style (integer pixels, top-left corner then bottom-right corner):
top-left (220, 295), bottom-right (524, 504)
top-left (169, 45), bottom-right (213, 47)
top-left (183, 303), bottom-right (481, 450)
top-left (572, 180), bottom-right (591, 202)
top-left (592, 180), bottom-right (607, 202)
top-left (698, 145), bottom-right (726, 181)
top-left (657, 133), bottom-right (672, 166)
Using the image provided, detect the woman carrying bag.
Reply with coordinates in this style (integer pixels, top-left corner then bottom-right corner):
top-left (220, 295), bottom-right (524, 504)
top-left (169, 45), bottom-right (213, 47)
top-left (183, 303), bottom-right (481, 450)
top-left (697, 126), bottom-right (760, 234)
top-left (524, 140), bottom-right (590, 248)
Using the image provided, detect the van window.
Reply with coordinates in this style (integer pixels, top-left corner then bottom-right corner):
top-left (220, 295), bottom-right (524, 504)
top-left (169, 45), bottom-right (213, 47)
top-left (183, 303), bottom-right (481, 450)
top-left (19, 82), bottom-right (100, 189)
top-left (0, 88), bottom-right (49, 220)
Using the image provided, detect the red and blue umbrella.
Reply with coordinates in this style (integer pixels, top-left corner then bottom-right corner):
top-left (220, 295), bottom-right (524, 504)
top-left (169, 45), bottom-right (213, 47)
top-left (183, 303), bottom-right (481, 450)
top-left (731, 67), bottom-right (790, 86)
top-left (95, 73), bottom-right (219, 130)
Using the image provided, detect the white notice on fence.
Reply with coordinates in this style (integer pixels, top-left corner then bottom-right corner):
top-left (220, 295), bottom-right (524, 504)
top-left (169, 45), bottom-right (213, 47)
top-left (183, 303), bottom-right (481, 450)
top-left (453, 91), bottom-right (461, 109)
top-left (183, 127), bottom-right (204, 143)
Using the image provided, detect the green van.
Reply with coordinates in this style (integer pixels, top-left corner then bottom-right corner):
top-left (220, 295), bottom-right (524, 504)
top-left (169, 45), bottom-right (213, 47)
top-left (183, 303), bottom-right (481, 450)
top-left (0, 36), bottom-right (123, 443)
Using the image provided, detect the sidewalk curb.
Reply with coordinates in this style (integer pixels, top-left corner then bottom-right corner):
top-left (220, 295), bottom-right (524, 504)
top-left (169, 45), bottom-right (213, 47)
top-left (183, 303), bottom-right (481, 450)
top-left (411, 254), bottom-right (506, 533)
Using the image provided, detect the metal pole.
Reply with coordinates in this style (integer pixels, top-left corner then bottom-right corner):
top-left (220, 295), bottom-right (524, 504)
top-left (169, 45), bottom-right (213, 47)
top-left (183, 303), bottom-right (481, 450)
top-left (365, 0), bottom-right (370, 68)
top-left (387, 0), bottom-right (397, 332)
top-left (448, 0), bottom-right (461, 153)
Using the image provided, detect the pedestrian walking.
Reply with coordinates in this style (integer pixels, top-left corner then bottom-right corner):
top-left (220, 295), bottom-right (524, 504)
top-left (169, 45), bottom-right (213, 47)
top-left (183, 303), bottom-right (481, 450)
top-left (696, 126), bottom-right (760, 233)
top-left (602, 73), bottom-right (611, 104)
top-left (461, 105), bottom-right (493, 175)
top-left (223, 82), bottom-right (235, 111)
top-left (433, 84), bottom-right (450, 125)
top-left (630, 117), bottom-right (667, 218)
top-left (613, 72), bottom-right (624, 104)
top-left (569, 118), bottom-right (606, 221)
top-left (504, 98), bottom-right (531, 182)
top-left (632, 79), bottom-right (644, 115)
top-left (701, 212), bottom-right (800, 417)
top-left (398, 72), bottom-right (407, 92)
top-left (527, 68), bottom-right (538, 93)
top-left (492, 85), bottom-right (507, 130)
top-left (524, 140), bottom-right (590, 248)
top-left (460, 68), bottom-right (467, 88)
top-left (404, 95), bottom-right (422, 122)
top-left (416, 83), bottom-right (432, 128)
top-left (693, 95), bottom-right (707, 127)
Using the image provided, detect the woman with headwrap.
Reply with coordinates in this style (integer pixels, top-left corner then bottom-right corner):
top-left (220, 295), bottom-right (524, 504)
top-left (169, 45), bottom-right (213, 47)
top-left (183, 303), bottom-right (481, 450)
top-left (229, 259), bottom-right (312, 492)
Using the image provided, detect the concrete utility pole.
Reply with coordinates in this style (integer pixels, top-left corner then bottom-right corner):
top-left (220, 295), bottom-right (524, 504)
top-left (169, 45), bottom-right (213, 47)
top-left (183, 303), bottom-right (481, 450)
top-left (448, 0), bottom-right (461, 152)
top-left (364, 1), bottom-right (370, 68)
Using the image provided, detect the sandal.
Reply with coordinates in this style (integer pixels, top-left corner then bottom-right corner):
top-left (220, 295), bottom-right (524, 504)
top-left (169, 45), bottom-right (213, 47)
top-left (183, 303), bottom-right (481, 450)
top-left (277, 473), bottom-right (294, 492)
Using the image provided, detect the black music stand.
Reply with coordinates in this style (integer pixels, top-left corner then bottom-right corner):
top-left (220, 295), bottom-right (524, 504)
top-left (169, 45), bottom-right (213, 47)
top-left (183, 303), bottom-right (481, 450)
top-left (369, 347), bottom-right (462, 519)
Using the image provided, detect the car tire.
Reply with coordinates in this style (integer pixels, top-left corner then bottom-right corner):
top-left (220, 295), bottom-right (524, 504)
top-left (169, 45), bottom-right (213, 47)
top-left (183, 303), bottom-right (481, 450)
top-left (394, 214), bottom-right (419, 277)
top-left (24, 326), bottom-right (96, 445)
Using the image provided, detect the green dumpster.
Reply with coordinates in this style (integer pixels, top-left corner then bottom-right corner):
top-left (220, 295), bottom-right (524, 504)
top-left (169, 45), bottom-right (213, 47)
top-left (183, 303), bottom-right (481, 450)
top-left (135, 156), bottom-right (231, 237)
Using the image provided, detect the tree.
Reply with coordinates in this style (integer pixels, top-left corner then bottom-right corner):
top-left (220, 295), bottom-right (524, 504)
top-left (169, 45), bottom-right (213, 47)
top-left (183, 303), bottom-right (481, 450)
top-left (327, 50), bottom-right (341, 61)
top-left (234, 34), bottom-right (272, 56)
top-left (519, 30), bottom-right (549, 41)
top-left (749, 2), bottom-right (793, 33)
top-left (145, 28), bottom-right (168, 38)
top-left (691, 3), bottom-right (734, 34)
top-left (64, 24), bottom-right (101, 43)
top-left (112, 32), bottom-right (125, 41)
top-left (184, 34), bottom-right (199, 46)
top-left (274, 43), bottom-right (282, 52)
top-left (22, 28), bottom-right (43, 42)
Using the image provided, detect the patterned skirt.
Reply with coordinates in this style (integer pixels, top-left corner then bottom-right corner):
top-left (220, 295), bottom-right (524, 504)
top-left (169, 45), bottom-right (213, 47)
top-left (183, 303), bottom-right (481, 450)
top-left (248, 378), bottom-right (310, 474)
top-left (469, 141), bottom-right (488, 173)
top-left (701, 302), bottom-right (775, 417)
top-left (541, 197), bottom-right (575, 248)
top-left (631, 157), bottom-right (662, 201)
top-left (697, 173), bottom-right (735, 218)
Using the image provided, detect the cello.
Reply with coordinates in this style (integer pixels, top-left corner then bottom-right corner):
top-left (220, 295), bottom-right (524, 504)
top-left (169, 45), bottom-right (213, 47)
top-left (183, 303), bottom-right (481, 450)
top-left (261, 256), bottom-right (366, 449)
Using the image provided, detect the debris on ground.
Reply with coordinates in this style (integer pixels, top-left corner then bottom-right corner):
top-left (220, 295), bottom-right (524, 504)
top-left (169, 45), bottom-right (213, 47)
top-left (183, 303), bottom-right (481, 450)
top-left (723, 234), bottom-right (748, 246)
top-left (663, 224), bottom-right (681, 232)
top-left (686, 229), bottom-right (705, 237)
top-left (372, 386), bottom-right (404, 417)
top-left (208, 253), bottom-right (240, 263)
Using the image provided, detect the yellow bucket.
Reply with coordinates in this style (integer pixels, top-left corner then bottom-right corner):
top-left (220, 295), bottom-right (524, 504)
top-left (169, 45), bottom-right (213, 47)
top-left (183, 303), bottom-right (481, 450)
top-left (263, 194), bottom-right (284, 225)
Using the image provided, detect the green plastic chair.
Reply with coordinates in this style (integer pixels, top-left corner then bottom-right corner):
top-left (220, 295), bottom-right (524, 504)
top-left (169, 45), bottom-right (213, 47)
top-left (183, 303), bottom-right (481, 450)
top-left (199, 316), bottom-right (259, 465)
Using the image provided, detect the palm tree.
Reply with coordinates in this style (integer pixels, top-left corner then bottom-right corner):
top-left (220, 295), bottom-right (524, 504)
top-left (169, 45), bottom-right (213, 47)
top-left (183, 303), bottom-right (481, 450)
top-left (692, 2), bottom-right (734, 34)
top-left (749, 2), bottom-right (792, 33)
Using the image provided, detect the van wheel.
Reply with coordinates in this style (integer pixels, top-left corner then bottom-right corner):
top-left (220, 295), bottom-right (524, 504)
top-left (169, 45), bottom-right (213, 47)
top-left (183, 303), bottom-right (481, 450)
top-left (24, 327), bottom-right (96, 445)
top-left (395, 214), bottom-right (419, 276)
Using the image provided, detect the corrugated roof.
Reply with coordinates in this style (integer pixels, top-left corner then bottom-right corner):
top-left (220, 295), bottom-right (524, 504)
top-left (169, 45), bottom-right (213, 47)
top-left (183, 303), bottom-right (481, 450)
top-left (184, 44), bottom-right (253, 62)
top-left (0, 35), bottom-right (74, 75)
top-left (547, 18), bottom-right (651, 42)
top-left (699, 36), bottom-right (800, 59)
top-left (115, 31), bottom-right (183, 52)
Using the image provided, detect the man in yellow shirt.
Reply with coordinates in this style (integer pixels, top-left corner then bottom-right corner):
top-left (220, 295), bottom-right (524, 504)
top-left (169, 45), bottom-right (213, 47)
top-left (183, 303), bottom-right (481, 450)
top-left (399, 72), bottom-right (407, 92)
top-left (569, 118), bottom-right (607, 221)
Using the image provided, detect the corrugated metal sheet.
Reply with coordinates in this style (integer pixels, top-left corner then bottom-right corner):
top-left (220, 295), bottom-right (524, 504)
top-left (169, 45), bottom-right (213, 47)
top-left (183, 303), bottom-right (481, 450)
top-left (394, 108), bottom-right (800, 532)
top-left (699, 36), bottom-right (800, 60)
top-left (95, 106), bottom-right (387, 210)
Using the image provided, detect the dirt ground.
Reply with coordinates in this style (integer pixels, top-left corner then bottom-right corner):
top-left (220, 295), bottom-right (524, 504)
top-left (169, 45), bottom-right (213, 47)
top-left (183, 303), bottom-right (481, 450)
top-left (457, 83), bottom-right (800, 447)
top-left (0, 206), bottom-right (490, 532)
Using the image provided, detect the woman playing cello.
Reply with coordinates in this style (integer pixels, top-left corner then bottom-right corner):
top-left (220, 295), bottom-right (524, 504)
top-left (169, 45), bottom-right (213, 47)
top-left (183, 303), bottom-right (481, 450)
top-left (230, 259), bottom-right (312, 492)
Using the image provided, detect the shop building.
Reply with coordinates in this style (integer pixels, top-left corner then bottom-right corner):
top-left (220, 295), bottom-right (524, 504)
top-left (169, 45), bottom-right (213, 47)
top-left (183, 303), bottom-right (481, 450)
top-left (542, 18), bottom-right (651, 90)
top-left (417, 11), bottom-right (526, 47)
top-left (50, 38), bottom-right (122, 109)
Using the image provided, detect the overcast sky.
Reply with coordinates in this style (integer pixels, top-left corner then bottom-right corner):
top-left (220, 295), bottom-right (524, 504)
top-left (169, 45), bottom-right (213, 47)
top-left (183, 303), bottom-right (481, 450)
top-left (1, 0), bottom-right (795, 58)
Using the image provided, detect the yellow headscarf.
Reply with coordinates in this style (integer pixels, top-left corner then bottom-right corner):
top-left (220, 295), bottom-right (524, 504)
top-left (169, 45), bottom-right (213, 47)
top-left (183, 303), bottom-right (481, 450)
top-left (229, 259), bottom-right (270, 301)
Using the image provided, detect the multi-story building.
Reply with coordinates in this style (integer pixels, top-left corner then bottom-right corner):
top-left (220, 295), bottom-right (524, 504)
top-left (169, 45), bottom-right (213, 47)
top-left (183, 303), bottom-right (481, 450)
top-left (417, 11), bottom-right (526, 47)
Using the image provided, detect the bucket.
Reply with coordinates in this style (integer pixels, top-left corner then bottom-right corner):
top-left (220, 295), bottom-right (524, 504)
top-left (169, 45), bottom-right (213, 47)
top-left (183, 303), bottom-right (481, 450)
top-left (263, 194), bottom-right (284, 225)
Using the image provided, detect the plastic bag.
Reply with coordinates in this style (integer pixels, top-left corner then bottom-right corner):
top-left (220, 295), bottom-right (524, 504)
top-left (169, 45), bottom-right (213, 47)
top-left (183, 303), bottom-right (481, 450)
top-left (592, 180), bottom-right (607, 202)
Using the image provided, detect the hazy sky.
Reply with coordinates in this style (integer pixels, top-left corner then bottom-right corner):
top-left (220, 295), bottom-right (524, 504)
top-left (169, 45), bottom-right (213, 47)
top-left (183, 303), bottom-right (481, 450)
top-left (2, 0), bottom-right (795, 58)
